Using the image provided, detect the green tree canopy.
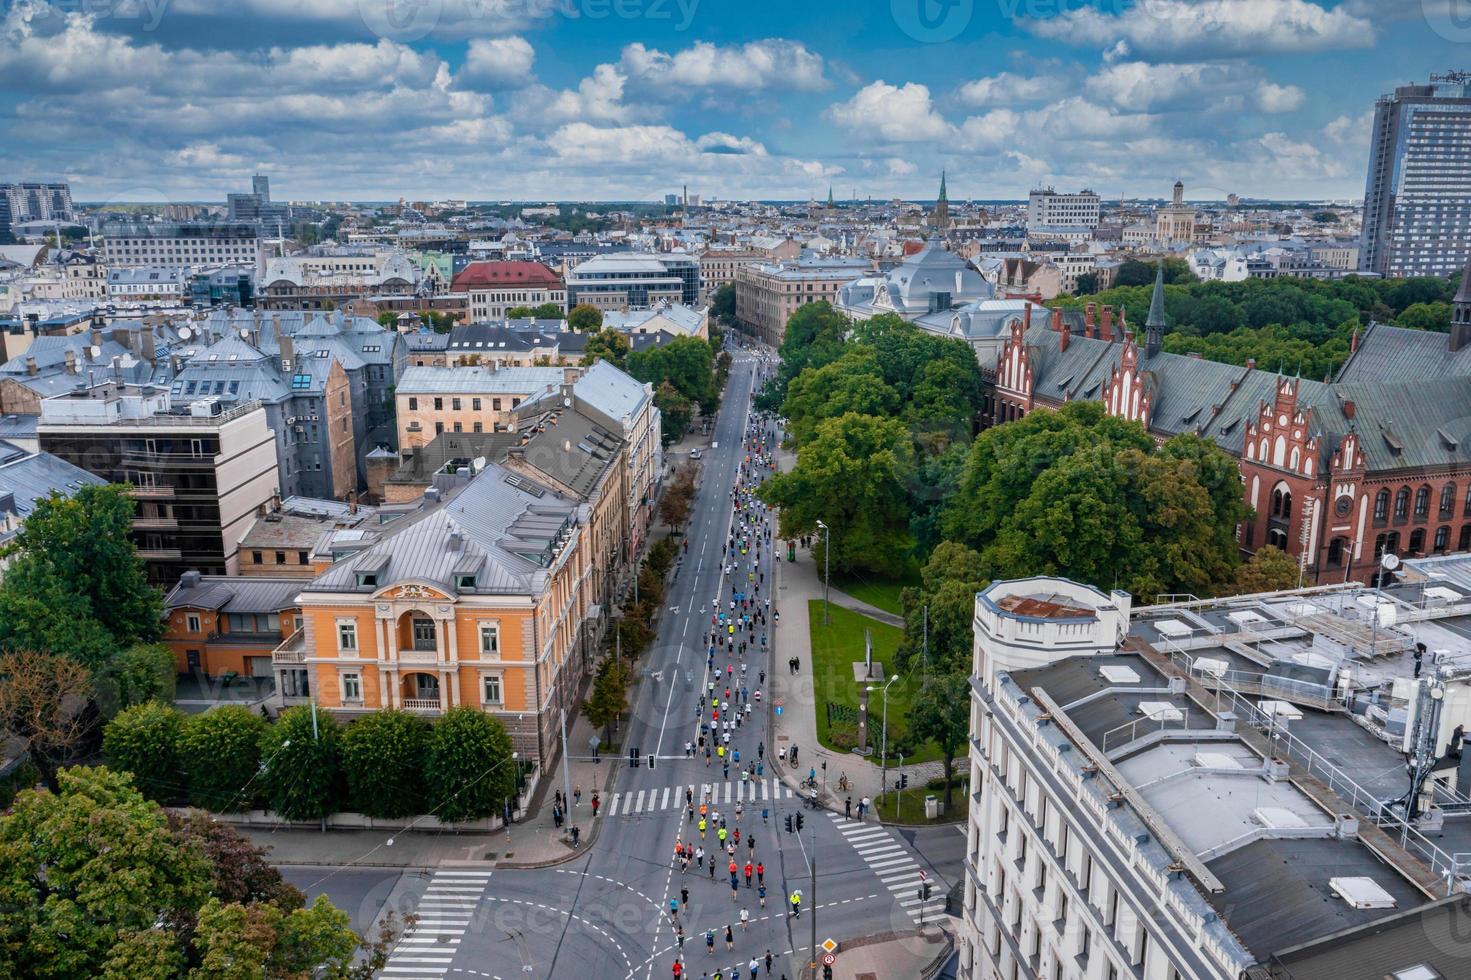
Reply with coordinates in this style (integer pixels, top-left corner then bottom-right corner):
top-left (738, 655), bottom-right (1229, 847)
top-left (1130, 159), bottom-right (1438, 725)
top-left (760, 413), bottom-right (915, 576)
top-left (179, 706), bottom-right (268, 812)
top-left (896, 542), bottom-right (990, 674)
top-left (907, 673), bottom-right (971, 810)
top-left (423, 707), bottom-right (517, 824)
top-left (580, 328), bottom-right (630, 368)
top-left (340, 710), bottom-right (430, 820)
top-left (568, 303), bottom-right (603, 332)
top-left (1234, 545), bottom-right (1301, 594)
top-left (756, 301), bottom-right (850, 410)
top-left (258, 706), bottom-right (345, 821)
top-left (710, 282), bottom-right (736, 324)
top-left (0, 484), bottom-right (162, 667)
top-left (942, 402), bottom-right (1249, 598)
top-left (781, 346), bottom-right (899, 445)
top-left (103, 700), bottom-right (183, 803)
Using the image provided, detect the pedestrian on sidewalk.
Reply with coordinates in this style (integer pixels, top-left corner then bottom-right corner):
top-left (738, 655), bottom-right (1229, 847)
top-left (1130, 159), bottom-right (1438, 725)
top-left (764, 950), bottom-right (773, 975)
top-left (591, 793), bottom-right (600, 816)
top-left (844, 797), bottom-right (851, 820)
top-left (574, 785), bottom-right (582, 806)
top-left (552, 804), bottom-right (562, 829)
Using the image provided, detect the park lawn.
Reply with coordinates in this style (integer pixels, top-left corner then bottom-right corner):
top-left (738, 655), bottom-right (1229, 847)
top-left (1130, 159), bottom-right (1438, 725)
top-left (831, 569), bottom-right (919, 617)
top-left (873, 786), bottom-right (967, 825)
top-left (807, 601), bottom-right (942, 765)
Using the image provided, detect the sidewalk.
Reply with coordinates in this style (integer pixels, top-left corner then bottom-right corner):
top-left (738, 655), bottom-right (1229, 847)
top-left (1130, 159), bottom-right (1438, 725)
top-left (811, 926), bottom-right (953, 980)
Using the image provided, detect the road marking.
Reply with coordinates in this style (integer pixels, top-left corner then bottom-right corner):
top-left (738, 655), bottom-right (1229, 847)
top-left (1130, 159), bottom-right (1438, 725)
top-left (383, 870), bottom-right (491, 974)
top-left (660, 786), bottom-right (670, 809)
top-left (634, 789), bottom-right (645, 812)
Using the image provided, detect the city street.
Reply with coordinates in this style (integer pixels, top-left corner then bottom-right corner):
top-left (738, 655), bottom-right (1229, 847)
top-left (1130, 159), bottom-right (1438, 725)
top-left (376, 345), bottom-right (946, 980)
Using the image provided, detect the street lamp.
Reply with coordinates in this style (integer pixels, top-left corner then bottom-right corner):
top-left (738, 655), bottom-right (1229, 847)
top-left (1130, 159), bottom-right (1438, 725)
top-left (867, 674), bottom-right (899, 795)
top-left (815, 519), bottom-right (830, 626)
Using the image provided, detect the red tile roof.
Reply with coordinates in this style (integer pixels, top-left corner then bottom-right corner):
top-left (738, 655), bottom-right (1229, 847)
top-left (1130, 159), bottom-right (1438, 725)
top-left (452, 261), bottom-right (564, 291)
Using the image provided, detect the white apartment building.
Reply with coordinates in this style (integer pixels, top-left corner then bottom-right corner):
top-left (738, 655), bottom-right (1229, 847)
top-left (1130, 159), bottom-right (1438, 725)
top-left (962, 575), bottom-right (1471, 980)
top-left (102, 222), bottom-right (261, 271)
top-left (1027, 189), bottom-right (1101, 231)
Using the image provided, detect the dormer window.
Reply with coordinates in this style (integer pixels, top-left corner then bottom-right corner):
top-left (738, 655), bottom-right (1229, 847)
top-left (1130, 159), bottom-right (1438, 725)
top-left (357, 573), bottom-right (378, 588)
top-left (456, 574), bottom-right (477, 590)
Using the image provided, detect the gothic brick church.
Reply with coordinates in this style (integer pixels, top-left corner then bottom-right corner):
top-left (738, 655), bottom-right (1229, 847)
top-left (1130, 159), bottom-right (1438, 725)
top-left (986, 262), bottom-right (1471, 587)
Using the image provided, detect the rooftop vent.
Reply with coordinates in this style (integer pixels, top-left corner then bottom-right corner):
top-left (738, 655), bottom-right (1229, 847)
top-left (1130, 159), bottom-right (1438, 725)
top-left (1137, 701), bottom-right (1183, 722)
top-left (1329, 876), bottom-right (1397, 910)
top-left (1250, 807), bottom-right (1309, 829)
top-left (1099, 665), bottom-right (1140, 684)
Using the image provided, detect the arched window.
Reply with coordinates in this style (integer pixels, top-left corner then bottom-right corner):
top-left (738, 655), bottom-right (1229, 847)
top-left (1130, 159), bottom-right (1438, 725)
top-left (1374, 533), bottom-right (1388, 559)
top-left (1442, 483), bottom-right (1457, 515)
top-left (1394, 489), bottom-right (1410, 520)
top-left (1435, 526), bottom-right (1450, 553)
top-left (1460, 526), bottom-right (1471, 552)
top-left (1374, 490), bottom-right (1389, 522)
top-left (1409, 528), bottom-right (1426, 554)
top-left (1387, 531), bottom-right (1401, 555)
top-left (1268, 528), bottom-right (1289, 548)
top-left (1328, 537), bottom-right (1345, 566)
top-left (1415, 486), bottom-right (1431, 519)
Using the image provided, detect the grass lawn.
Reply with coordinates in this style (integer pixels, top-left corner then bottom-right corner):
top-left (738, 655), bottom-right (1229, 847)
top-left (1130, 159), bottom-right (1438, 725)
top-left (807, 601), bottom-right (942, 765)
top-left (830, 568), bottom-right (920, 617)
top-left (873, 785), bottom-right (967, 825)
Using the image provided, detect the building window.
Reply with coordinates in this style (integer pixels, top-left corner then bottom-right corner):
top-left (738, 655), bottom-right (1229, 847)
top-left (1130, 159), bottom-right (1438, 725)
top-left (1328, 537), bottom-right (1345, 567)
top-left (1411, 528), bottom-right (1426, 554)
top-left (479, 623), bottom-right (500, 657)
top-left (275, 551), bottom-right (285, 565)
top-left (186, 613), bottom-right (201, 633)
top-left (337, 620), bottom-right (358, 651)
top-left (433, 397), bottom-right (443, 410)
top-left (1415, 486), bottom-right (1430, 518)
top-left (482, 674), bottom-right (503, 705)
top-left (408, 397), bottom-right (418, 410)
top-left (298, 551), bottom-right (309, 564)
top-left (342, 673), bottom-right (362, 702)
top-left (1375, 490), bottom-right (1389, 521)
top-left (1435, 526), bottom-right (1450, 553)
top-left (252, 550), bottom-right (262, 564)
top-left (452, 398), bottom-right (461, 410)
top-left (1442, 483), bottom-right (1456, 515)
top-left (1395, 488), bottom-right (1410, 520)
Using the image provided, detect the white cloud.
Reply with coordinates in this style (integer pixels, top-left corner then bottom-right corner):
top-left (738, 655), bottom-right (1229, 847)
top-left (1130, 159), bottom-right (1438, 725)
top-left (828, 81), bottom-right (952, 143)
top-left (460, 37), bottom-right (535, 88)
top-left (1088, 62), bottom-right (1239, 112)
top-left (886, 158), bottom-right (917, 176)
top-left (955, 72), bottom-right (1051, 108)
top-left (1026, 0), bottom-right (1374, 58)
top-left (957, 109), bottom-right (1020, 150)
top-left (619, 39), bottom-right (826, 92)
top-left (543, 64), bottom-right (632, 124)
top-left (696, 132), bottom-right (769, 156)
top-left (167, 143), bottom-right (247, 169)
top-left (1256, 82), bottom-right (1305, 113)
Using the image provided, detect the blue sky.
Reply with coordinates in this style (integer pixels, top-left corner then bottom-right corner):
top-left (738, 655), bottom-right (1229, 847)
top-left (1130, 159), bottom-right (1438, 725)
top-left (0, 0), bottom-right (1464, 202)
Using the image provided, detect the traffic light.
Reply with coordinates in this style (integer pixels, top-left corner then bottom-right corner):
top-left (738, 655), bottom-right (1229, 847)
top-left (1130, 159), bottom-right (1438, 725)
top-left (649, 754), bottom-right (656, 770)
top-left (823, 966), bottom-right (832, 980)
top-left (785, 814), bottom-right (794, 834)
top-left (898, 774), bottom-right (908, 790)
top-left (796, 812), bottom-right (804, 831)
top-left (921, 881), bottom-right (932, 900)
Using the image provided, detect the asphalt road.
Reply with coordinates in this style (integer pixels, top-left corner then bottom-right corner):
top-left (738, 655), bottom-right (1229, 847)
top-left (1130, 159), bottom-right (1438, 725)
top-left (378, 346), bottom-right (942, 980)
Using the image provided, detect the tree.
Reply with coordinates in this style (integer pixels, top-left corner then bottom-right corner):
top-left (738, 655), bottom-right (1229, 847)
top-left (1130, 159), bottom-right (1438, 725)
top-left (1234, 545), bottom-right (1301, 594)
top-left (529, 302), bottom-right (565, 319)
top-left (781, 346), bottom-right (899, 445)
top-left (1396, 301), bottom-right (1452, 332)
top-left (757, 301), bottom-right (850, 411)
top-left (653, 381), bottom-right (692, 446)
top-left (760, 413), bottom-right (915, 576)
top-left (167, 810), bottom-right (305, 910)
top-left (258, 705), bottom-right (344, 821)
top-left (95, 642), bottom-right (176, 717)
top-left (1114, 258), bottom-right (1193, 287)
top-left (0, 483), bottom-right (162, 667)
top-left (423, 707), bottom-right (517, 824)
top-left (340, 711), bottom-right (430, 819)
top-left (1073, 272), bottom-right (1100, 295)
top-left (0, 649), bottom-right (94, 790)
top-left (0, 766), bottom-right (213, 978)
top-left (191, 895), bottom-right (358, 980)
top-left (580, 328), bottom-right (630, 368)
top-left (897, 543), bottom-right (989, 674)
top-left (659, 466), bottom-right (696, 529)
top-left (102, 700), bottom-right (183, 803)
top-left (568, 303), bottom-right (603, 332)
top-left (710, 282), bottom-right (736, 325)
top-left (583, 655), bottom-right (631, 745)
top-left (179, 706), bottom-right (268, 812)
top-left (506, 305), bottom-right (535, 319)
top-left (907, 673), bottom-right (970, 811)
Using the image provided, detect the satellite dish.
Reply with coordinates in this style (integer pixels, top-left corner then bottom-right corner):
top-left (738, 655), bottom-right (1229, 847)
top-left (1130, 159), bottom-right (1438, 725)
top-left (240, 328), bottom-right (250, 339)
top-left (178, 326), bottom-right (193, 341)
top-left (88, 345), bottom-right (101, 358)
top-left (1382, 553), bottom-right (1401, 572)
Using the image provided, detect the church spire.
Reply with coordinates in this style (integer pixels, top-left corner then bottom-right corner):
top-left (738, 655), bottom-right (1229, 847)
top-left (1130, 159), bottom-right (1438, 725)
top-left (929, 170), bottom-right (950, 231)
top-left (1145, 263), bottom-right (1167, 358)
top-left (827, 184), bottom-right (834, 207)
top-left (938, 170), bottom-right (948, 202)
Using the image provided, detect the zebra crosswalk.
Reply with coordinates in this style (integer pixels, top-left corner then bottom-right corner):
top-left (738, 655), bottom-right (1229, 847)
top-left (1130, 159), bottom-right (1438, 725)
top-left (604, 777), bottom-right (796, 816)
top-left (380, 868), bottom-right (493, 978)
top-left (829, 814), bottom-right (947, 924)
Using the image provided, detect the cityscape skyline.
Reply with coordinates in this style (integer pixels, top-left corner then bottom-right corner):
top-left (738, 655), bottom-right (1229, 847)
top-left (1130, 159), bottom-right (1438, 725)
top-left (1, 0), bottom-right (1465, 202)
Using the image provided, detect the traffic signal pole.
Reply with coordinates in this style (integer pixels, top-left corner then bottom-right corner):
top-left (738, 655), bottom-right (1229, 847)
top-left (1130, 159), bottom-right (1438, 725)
top-left (809, 817), bottom-right (817, 978)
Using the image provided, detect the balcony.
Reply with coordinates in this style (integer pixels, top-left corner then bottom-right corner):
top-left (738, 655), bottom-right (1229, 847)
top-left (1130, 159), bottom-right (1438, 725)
top-left (132, 517), bottom-right (179, 530)
top-left (272, 629), bottom-right (307, 664)
top-left (402, 698), bottom-right (443, 711)
top-left (135, 547), bottom-right (183, 561)
top-left (129, 484), bottom-right (175, 498)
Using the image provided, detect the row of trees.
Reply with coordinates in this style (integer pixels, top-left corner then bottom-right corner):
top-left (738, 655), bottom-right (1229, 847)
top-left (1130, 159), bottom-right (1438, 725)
top-left (1064, 264), bottom-right (1464, 378)
top-left (0, 765), bottom-right (400, 979)
top-left (102, 702), bottom-right (521, 824)
top-left (582, 331), bottom-right (726, 446)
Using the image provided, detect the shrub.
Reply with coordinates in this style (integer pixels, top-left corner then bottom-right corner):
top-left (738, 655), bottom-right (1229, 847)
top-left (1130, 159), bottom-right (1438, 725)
top-left (423, 707), bottom-right (516, 824)
top-left (179, 705), bottom-right (268, 811)
top-left (341, 710), bottom-right (430, 819)
top-left (102, 700), bottom-right (183, 802)
top-left (258, 705), bottom-right (345, 821)
top-left (95, 642), bottom-right (177, 718)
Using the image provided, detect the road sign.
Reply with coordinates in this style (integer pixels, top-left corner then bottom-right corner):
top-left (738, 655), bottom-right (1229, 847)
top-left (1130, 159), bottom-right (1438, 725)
top-left (822, 953), bottom-right (835, 966)
top-left (820, 938), bottom-right (838, 954)
top-left (588, 734), bottom-right (601, 749)
top-left (774, 706), bottom-right (783, 715)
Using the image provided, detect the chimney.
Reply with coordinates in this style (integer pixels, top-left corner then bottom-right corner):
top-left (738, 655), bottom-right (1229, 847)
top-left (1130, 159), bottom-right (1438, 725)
top-left (1059, 322), bottom-right (1071, 353)
top-left (1084, 302), bottom-right (1096, 336)
top-left (272, 313), bottom-right (283, 342)
top-left (1023, 303), bottom-right (1033, 330)
top-left (563, 366), bottom-right (579, 386)
top-left (347, 489), bottom-right (358, 514)
top-left (279, 333), bottom-right (294, 371)
top-left (1350, 328), bottom-right (1360, 353)
top-left (1343, 399), bottom-right (1356, 420)
top-left (1100, 305), bottom-right (1114, 342)
top-left (140, 328), bottom-right (156, 365)
top-left (25, 355), bottom-right (37, 377)
top-left (64, 349), bottom-right (77, 374)
top-left (1246, 357), bottom-right (1256, 370)
top-left (90, 326), bottom-right (102, 348)
top-left (1050, 307), bottom-right (1063, 333)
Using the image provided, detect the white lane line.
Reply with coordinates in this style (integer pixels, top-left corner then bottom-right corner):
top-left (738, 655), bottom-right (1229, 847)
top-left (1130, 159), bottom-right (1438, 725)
top-left (634, 789), bottom-right (645, 812)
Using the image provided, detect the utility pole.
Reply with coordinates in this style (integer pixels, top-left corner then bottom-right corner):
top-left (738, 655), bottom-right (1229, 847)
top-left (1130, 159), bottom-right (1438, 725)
top-left (809, 817), bottom-right (817, 977)
top-left (311, 700), bottom-right (325, 833)
top-left (560, 707), bottom-right (575, 842)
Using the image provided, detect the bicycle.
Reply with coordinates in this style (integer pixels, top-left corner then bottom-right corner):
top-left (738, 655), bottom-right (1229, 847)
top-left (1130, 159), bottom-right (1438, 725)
top-left (837, 773), bottom-right (850, 793)
top-left (800, 775), bottom-right (817, 790)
